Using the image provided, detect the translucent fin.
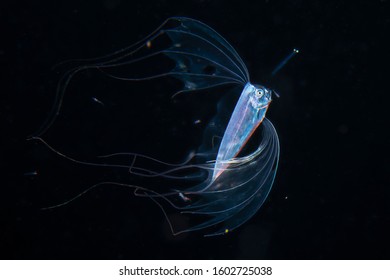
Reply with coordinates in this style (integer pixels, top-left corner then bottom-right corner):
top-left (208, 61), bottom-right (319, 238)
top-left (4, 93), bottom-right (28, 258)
top-left (32, 17), bottom-right (249, 137)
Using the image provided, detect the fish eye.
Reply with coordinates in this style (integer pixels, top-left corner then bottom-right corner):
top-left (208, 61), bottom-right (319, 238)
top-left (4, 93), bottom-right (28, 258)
top-left (255, 89), bottom-right (264, 98)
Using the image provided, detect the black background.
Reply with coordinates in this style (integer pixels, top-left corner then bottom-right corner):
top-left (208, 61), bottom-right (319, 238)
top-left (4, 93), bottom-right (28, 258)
top-left (2, 0), bottom-right (389, 259)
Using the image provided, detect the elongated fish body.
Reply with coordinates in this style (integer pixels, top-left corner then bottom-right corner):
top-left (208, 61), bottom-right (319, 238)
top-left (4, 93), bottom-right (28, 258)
top-left (213, 82), bottom-right (272, 180)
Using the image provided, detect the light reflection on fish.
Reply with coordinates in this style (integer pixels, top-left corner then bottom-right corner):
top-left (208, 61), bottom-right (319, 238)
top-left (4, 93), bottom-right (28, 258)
top-left (32, 17), bottom-right (297, 236)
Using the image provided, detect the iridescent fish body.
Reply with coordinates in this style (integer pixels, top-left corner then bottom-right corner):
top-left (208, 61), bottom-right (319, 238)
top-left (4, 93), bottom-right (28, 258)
top-left (213, 82), bottom-right (273, 180)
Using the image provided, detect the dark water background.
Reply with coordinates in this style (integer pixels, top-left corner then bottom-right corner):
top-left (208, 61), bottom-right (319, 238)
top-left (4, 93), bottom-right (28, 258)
top-left (2, 0), bottom-right (389, 259)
